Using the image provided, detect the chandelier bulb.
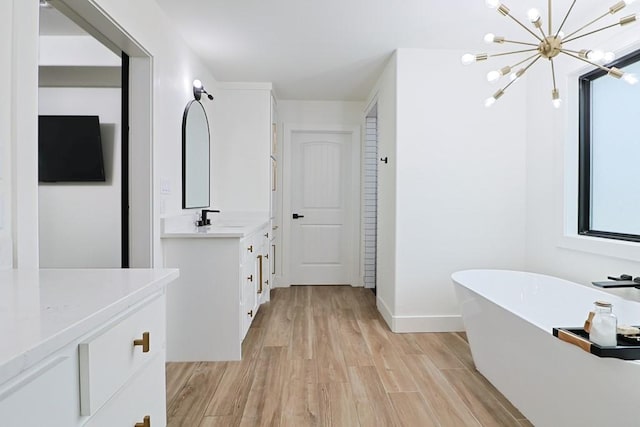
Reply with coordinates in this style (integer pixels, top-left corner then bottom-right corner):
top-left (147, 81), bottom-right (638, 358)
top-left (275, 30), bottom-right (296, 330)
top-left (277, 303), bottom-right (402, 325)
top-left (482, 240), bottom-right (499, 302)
top-left (461, 54), bottom-right (475, 65)
top-left (487, 70), bottom-right (501, 82)
top-left (603, 52), bottom-right (616, 62)
top-left (193, 79), bottom-right (203, 89)
top-left (623, 73), bottom-right (639, 85)
top-left (527, 8), bottom-right (541, 23)
top-left (552, 89), bottom-right (562, 109)
top-left (484, 33), bottom-right (496, 43)
top-left (587, 50), bottom-right (605, 62)
top-left (486, 0), bottom-right (500, 9)
top-left (485, 97), bottom-right (497, 108)
top-left (624, 0), bottom-right (635, 5)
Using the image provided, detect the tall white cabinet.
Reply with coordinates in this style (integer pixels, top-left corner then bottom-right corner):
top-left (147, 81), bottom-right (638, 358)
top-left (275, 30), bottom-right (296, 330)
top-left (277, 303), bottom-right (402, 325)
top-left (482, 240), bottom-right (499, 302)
top-left (211, 82), bottom-right (280, 287)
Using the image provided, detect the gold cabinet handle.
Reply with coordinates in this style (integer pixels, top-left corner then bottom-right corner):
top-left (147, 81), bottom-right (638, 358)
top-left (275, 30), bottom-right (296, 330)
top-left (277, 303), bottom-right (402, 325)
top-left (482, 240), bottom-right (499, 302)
top-left (272, 244), bottom-right (276, 275)
top-left (247, 274), bottom-right (253, 282)
top-left (248, 310), bottom-right (253, 317)
top-left (135, 415), bottom-right (151, 427)
top-left (247, 245), bottom-right (253, 253)
top-left (133, 332), bottom-right (150, 353)
top-left (257, 255), bottom-right (263, 294)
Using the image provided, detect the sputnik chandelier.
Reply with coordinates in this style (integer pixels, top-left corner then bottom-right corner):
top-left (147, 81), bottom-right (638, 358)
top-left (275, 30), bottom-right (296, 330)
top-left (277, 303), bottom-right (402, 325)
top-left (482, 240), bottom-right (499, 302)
top-left (463, 0), bottom-right (638, 108)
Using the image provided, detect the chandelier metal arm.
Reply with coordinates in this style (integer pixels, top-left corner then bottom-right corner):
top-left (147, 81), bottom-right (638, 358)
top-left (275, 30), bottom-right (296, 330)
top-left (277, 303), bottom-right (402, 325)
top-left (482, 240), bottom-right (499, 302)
top-left (505, 13), bottom-right (544, 42)
top-left (559, 50), bottom-right (612, 73)
top-left (555, 0), bottom-right (578, 38)
top-left (510, 53), bottom-right (542, 69)
top-left (500, 55), bottom-right (542, 93)
top-left (563, 11), bottom-right (610, 40)
top-left (548, 0), bottom-right (552, 35)
top-left (489, 48), bottom-right (540, 58)
top-left (501, 39), bottom-right (540, 47)
top-left (550, 58), bottom-right (558, 91)
top-left (563, 20), bottom-right (628, 44)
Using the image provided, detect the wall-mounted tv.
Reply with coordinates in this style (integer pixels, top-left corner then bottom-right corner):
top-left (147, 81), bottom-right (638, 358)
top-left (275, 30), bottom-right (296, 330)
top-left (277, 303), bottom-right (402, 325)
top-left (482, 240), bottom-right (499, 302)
top-left (38, 115), bottom-right (106, 182)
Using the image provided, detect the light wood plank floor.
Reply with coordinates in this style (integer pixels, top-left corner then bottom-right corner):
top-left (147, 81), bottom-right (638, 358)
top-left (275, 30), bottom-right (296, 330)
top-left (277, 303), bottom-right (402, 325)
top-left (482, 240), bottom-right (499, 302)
top-left (166, 286), bottom-right (532, 427)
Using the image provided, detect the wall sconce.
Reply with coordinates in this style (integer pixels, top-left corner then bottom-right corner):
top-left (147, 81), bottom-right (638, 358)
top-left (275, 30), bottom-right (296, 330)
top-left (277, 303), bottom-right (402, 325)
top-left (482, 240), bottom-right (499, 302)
top-left (193, 79), bottom-right (213, 101)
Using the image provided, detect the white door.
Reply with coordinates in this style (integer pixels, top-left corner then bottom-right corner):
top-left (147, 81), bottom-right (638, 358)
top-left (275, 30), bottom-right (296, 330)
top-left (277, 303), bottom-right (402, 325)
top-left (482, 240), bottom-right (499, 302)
top-left (290, 131), bottom-right (354, 285)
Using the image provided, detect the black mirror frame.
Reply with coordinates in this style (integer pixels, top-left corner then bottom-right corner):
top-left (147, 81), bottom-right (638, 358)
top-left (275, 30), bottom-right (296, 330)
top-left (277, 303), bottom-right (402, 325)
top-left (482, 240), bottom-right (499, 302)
top-left (182, 99), bottom-right (211, 209)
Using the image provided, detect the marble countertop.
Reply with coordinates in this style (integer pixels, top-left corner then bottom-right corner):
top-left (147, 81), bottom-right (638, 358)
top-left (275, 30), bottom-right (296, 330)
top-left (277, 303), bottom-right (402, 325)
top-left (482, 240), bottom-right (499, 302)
top-left (161, 212), bottom-right (270, 238)
top-left (0, 268), bottom-right (179, 385)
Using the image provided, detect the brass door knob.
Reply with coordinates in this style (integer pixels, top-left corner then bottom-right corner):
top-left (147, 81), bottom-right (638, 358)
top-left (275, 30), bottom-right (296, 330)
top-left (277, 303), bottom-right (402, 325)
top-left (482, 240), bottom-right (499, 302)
top-left (133, 332), bottom-right (150, 353)
top-left (135, 415), bottom-right (151, 427)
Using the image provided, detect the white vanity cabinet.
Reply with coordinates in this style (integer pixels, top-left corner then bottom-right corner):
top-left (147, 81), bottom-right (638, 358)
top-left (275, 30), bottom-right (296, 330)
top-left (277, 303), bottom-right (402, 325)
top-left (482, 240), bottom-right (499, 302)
top-left (0, 269), bottom-right (178, 427)
top-left (163, 218), bottom-right (270, 361)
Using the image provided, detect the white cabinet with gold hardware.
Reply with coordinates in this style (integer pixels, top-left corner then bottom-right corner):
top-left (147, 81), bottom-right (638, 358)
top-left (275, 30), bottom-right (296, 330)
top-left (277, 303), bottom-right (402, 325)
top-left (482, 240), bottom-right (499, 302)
top-left (0, 269), bottom-right (178, 427)
top-left (162, 216), bottom-right (270, 361)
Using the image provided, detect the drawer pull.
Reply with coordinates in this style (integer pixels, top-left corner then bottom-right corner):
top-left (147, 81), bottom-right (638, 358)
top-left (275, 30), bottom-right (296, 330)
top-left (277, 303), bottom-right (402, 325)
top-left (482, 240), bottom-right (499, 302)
top-left (248, 310), bottom-right (253, 317)
top-left (135, 415), bottom-right (151, 427)
top-left (264, 253), bottom-right (269, 259)
top-left (133, 332), bottom-right (150, 353)
top-left (247, 274), bottom-right (253, 282)
top-left (247, 245), bottom-right (253, 253)
top-left (264, 232), bottom-right (269, 238)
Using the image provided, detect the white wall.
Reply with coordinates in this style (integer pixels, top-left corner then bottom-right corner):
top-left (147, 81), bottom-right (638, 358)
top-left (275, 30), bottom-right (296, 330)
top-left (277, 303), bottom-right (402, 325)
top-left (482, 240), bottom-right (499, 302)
top-left (0, 1), bottom-right (13, 269)
top-left (38, 87), bottom-right (121, 268)
top-left (6, 0), bottom-right (218, 267)
top-left (278, 100), bottom-right (364, 126)
top-left (524, 25), bottom-right (640, 294)
top-left (372, 49), bottom-right (528, 332)
top-left (366, 53), bottom-right (397, 323)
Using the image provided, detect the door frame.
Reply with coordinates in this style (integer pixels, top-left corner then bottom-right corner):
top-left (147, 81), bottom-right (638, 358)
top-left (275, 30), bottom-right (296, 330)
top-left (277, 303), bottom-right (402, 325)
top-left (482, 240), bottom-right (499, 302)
top-left (282, 124), bottom-right (362, 287)
top-left (41, 0), bottom-right (154, 268)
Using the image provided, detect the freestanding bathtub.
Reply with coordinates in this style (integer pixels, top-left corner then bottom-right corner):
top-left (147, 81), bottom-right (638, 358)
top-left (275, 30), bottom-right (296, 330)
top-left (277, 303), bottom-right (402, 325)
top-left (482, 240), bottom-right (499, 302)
top-left (452, 269), bottom-right (640, 427)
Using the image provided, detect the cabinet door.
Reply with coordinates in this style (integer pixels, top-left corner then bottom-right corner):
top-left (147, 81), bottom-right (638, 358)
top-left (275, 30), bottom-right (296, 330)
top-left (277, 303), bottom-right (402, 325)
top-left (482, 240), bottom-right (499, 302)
top-left (0, 356), bottom-right (77, 427)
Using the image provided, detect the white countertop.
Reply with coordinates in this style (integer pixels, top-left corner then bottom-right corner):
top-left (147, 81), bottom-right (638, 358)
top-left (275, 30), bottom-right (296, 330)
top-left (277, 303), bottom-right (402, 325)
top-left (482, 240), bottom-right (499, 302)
top-left (0, 268), bottom-right (179, 385)
top-left (161, 212), bottom-right (270, 238)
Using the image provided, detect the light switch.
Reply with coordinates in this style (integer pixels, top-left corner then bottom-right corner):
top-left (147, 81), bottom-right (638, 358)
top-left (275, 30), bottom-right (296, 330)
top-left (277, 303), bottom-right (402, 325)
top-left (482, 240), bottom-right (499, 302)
top-left (160, 179), bottom-right (171, 194)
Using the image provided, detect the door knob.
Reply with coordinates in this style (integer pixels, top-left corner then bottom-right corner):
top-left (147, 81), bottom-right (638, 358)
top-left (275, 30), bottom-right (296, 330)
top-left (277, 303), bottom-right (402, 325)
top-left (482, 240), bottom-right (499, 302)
top-left (292, 213), bottom-right (305, 219)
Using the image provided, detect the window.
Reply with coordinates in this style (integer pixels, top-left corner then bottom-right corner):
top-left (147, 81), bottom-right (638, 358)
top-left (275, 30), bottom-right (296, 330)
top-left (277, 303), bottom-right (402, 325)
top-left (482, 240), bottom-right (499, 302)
top-left (578, 49), bottom-right (640, 243)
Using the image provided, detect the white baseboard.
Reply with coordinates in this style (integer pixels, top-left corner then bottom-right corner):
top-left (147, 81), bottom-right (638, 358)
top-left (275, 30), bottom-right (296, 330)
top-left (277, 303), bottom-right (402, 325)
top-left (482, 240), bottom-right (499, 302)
top-left (376, 296), bottom-right (464, 332)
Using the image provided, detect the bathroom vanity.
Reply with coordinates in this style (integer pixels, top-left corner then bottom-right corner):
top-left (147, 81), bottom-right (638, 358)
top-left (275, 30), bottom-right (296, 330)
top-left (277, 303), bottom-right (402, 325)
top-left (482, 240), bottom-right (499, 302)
top-left (0, 268), bottom-right (178, 426)
top-left (162, 214), bottom-right (271, 361)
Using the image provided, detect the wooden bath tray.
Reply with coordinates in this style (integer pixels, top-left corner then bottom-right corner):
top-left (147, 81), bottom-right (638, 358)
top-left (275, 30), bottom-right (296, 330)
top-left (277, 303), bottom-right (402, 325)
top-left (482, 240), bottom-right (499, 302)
top-left (553, 327), bottom-right (640, 360)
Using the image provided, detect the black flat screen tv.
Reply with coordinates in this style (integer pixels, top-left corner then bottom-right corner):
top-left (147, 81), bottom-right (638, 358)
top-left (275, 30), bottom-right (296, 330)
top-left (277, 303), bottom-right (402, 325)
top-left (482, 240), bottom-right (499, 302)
top-left (38, 115), bottom-right (106, 182)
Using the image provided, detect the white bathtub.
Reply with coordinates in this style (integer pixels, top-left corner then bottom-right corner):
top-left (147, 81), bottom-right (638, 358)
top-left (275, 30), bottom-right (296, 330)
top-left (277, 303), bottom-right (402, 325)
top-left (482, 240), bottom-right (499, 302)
top-left (452, 269), bottom-right (640, 427)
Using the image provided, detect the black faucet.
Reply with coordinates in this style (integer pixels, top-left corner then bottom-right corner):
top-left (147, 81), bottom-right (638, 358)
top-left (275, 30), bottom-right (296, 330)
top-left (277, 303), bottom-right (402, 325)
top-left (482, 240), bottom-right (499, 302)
top-left (592, 274), bottom-right (640, 289)
top-left (197, 209), bottom-right (220, 227)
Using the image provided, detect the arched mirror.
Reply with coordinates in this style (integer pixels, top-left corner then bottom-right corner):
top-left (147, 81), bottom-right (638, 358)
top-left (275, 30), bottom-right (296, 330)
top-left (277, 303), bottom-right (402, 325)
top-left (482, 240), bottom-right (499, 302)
top-left (182, 100), bottom-right (210, 209)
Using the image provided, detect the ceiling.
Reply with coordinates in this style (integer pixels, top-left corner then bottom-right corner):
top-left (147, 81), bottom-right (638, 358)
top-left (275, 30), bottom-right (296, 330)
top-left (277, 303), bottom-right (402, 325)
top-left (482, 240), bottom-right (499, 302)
top-left (40, 0), bottom-right (623, 101)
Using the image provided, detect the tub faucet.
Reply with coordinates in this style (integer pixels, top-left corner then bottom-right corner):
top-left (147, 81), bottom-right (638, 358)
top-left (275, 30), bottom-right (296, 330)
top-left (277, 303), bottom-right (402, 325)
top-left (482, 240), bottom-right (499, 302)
top-left (592, 274), bottom-right (640, 289)
top-left (197, 209), bottom-right (220, 227)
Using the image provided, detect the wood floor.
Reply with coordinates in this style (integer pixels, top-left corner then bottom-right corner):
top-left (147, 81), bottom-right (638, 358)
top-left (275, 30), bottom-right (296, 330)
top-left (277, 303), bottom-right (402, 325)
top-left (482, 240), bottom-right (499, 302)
top-left (166, 286), bottom-right (533, 427)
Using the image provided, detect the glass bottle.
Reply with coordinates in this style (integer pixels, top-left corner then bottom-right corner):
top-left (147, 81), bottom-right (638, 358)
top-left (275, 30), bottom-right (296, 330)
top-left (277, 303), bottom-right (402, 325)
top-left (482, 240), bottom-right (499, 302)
top-left (589, 301), bottom-right (617, 347)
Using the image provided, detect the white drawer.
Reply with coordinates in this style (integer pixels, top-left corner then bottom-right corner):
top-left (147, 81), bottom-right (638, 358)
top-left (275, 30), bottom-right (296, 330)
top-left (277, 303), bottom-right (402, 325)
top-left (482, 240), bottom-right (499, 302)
top-left (84, 353), bottom-right (166, 427)
top-left (0, 357), bottom-right (77, 427)
top-left (79, 295), bottom-right (165, 416)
